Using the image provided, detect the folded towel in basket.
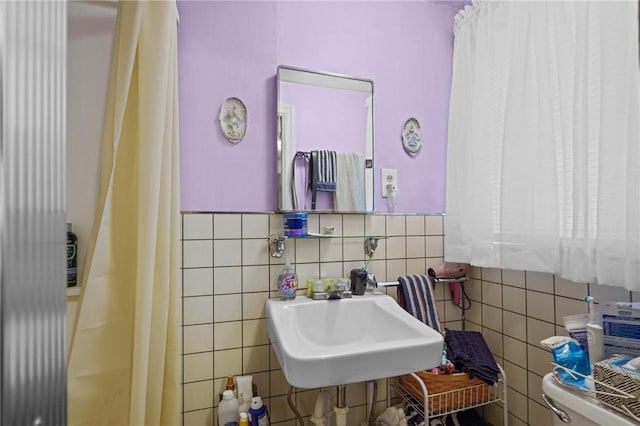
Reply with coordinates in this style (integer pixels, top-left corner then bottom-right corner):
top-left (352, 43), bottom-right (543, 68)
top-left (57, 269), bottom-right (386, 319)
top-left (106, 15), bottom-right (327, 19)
top-left (397, 274), bottom-right (442, 333)
top-left (445, 329), bottom-right (500, 385)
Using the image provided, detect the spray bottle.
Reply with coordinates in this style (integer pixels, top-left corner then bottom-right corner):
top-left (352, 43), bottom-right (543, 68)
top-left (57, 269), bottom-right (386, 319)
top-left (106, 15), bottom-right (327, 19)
top-left (584, 296), bottom-right (604, 367)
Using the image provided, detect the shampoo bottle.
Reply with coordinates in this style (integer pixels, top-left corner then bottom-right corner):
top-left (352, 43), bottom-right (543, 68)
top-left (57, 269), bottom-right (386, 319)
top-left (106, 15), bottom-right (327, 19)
top-left (218, 390), bottom-right (239, 426)
top-left (584, 296), bottom-right (604, 367)
top-left (66, 223), bottom-right (78, 287)
top-left (277, 257), bottom-right (298, 300)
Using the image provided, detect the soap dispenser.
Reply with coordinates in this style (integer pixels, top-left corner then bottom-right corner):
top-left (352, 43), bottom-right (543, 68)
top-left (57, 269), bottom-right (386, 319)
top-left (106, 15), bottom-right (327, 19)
top-left (584, 296), bottom-right (604, 366)
top-left (277, 257), bottom-right (298, 300)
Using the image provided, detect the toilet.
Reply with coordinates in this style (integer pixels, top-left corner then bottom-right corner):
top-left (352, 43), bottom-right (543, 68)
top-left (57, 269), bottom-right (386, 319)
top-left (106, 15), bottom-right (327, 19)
top-left (541, 373), bottom-right (637, 425)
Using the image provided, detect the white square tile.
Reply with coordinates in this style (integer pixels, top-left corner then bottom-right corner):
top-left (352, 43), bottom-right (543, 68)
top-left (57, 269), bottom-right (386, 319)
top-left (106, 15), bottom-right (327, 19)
top-left (213, 266), bottom-right (242, 294)
top-left (183, 380), bottom-right (214, 411)
top-left (213, 348), bottom-right (242, 379)
top-left (503, 311), bottom-right (526, 340)
top-left (183, 213), bottom-right (213, 240)
top-left (242, 265), bottom-right (269, 293)
top-left (502, 269), bottom-right (526, 288)
top-left (319, 238), bottom-right (342, 262)
top-left (482, 268), bottom-right (502, 283)
top-left (527, 372), bottom-right (545, 406)
top-left (366, 259), bottom-right (386, 281)
top-left (243, 292), bottom-right (268, 320)
top-left (214, 214), bottom-right (241, 239)
top-left (425, 236), bottom-right (443, 257)
top-left (386, 236), bottom-right (406, 259)
top-left (426, 215), bottom-right (443, 235)
top-left (183, 352), bottom-right (214, 383)
top-left (506, 387), bottom-right (528, 423)
top-left (406, 258), bottom-right (426, 276)
top-left (307, 213), bottom-right (321, 234)
top-left (482, 281), bottom-right (503, 308)
top-left (213, 321), bottom-right (242, 350)
top-left (527, 344), bottom-right (553, 377)
top-left (183, 296), bottom-right (213, 325)
top-left (554, 295), bottom-right (587, 324)
top-left (529, 399), bottom-right (553, 426)
top-left (386, 215), bottom-right (405, 236)
top-left (343, 238), bottom-right (364, 262)
top-left (465, 278), bottom-right (482, 302)
top-left (527, 317), bottom-right (555, 349)
top-left (242, 239), bottom-right (270, 266)
top-left (466, 300), bottom-right (482, 324)
top-left (183, 408), bottom-right (213, 426)
top-left (183, 240), bottom-right (213, 268)
top-left (482, 328), bottom-right (503, 357)
top-left (295, 263), bottom-right (320, 288)
top-left (184, 323), bottom-right (213, 354)
top-left (483, 304), bottom-right (503, 332)
top-left (343, 214), bottom-right (365, 237)
top-left (243, 319), bottom-right (269, 347)
top-left (526, 290), bottom-right (555, 321)
top-left (503, 335), bottom-right (527, 367)
top-left (364, 215), bottom-right (386, 237)
top-left (386, 259), bottom-right (406, 282)
top-left (406, 236), bottom-right (425, 258)
top-left (320, 262), bottom-right (344, 281)
top-left (406, 216), bottom-right (425, 235)
top-left (590, 283), bottom-right (631, 304)
top-left (183, 268), bottom-right (213, 297)
top-left (295, 238), bottom-right (319, 263)
top-left (468, 265), bottom-right (482, 279)
top-left (213, 240), bottom-right (242, 267)
top-left (526, 271), bottom-right (554, 293)
top-left (503, 286), bottom-right (526, 313)
top-left (269, 213), bottom-right (284, 236)
top-left (243, 345), bottom-right (270, 374)
top-left (213, 294), bottom-right (241, 322)
top-left (555, 276), bottom-right (588, 299)
top-left (242, 214), bottom-right (269, 239)
top-left (504, 360), bottom-right (528, 395)
top-left (320, 214), bottom-right (342, 236)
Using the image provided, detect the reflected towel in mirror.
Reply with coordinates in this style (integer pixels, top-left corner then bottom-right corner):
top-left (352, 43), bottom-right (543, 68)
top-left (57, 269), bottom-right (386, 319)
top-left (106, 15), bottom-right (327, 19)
top-left (334, 152), bottom-right (365, 211)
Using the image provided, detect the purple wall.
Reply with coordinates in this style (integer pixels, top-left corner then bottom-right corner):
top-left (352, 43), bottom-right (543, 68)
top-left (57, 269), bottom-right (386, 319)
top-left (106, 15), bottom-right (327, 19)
top-left (178, 1), bottom-right (458, 213)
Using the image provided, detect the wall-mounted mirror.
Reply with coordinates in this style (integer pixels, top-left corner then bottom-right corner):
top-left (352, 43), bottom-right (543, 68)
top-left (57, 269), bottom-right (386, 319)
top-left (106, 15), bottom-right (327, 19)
top-left (277, 65), bottom-right (374, 213)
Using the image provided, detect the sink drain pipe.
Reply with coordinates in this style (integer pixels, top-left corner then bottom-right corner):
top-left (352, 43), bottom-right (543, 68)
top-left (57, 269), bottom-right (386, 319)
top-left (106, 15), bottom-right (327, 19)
top-left (334, 384), bottom-right (349, 426)
top-left (310, 390), bottom-right (332, 425)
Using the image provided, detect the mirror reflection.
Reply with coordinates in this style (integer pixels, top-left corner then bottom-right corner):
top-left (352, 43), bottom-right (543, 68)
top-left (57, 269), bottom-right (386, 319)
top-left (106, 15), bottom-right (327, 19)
top-left (277, 66), bottom-right (374, 213)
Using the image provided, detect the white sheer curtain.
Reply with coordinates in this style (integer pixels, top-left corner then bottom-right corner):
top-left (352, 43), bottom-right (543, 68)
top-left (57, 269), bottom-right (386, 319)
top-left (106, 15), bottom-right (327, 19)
top-left (445, 1), bottom-right (640, 290)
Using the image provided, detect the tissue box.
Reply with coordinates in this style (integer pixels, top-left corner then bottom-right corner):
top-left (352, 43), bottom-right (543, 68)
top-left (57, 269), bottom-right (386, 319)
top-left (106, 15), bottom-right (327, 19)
top-left (601, 302), bottom-right (640, 358)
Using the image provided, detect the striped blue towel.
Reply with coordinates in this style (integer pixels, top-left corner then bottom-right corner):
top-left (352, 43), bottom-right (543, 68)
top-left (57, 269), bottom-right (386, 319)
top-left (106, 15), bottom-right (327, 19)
top-left (397, 274), bottom-right (442, 333)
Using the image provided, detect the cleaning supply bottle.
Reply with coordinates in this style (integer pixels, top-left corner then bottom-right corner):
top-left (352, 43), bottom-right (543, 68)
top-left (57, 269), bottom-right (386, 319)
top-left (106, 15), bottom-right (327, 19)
top-left (277, 257), bottom-right (298, 300)
top-left (248, 397), bottom-right (268, 426)
top-left (218, 390), bottom-right (239, 426)
top-left (239, 412), bottom-right (249, 426)
top-left (66, 223), bottom-right (78, 287)
top-left (584, 296), bottom-right (604, 367)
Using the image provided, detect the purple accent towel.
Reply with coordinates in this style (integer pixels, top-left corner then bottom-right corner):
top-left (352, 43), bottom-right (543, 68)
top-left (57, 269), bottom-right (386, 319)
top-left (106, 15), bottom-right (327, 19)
top-left (444, 329), bottom-right (500, 385)
top-left (397, 274), bottom-right (442, 333)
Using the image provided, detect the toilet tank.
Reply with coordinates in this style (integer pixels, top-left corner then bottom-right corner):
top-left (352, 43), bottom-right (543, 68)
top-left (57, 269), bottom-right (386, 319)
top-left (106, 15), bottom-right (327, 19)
top-left (541, 373), bottom-right (637, 425)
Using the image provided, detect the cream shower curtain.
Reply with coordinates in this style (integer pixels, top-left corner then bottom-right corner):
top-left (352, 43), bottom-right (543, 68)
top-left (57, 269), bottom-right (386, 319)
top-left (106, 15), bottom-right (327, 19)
top-left (67, 1), bottom-right (180, 425)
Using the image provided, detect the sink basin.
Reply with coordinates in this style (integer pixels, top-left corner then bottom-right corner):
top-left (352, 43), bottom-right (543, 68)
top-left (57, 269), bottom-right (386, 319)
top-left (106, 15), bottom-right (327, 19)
top-left (266, 293), bottom-right (444, 389)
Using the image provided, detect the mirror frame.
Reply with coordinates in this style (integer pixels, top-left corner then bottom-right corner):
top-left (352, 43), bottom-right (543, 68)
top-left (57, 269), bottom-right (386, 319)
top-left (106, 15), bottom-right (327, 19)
top-left (276, 65), bottom-right (375, 213)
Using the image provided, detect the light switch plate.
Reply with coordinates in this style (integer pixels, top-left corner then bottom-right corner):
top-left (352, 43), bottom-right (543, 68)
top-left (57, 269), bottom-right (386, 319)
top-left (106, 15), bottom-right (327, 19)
top-left (381, 169), bottom-right (397, 198)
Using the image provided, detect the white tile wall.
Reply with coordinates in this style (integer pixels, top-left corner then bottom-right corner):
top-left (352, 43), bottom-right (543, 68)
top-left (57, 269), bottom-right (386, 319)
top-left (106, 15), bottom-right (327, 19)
top-left (181, 212), bottom-right (640, 426)
top-left (181, 212), bottom-right (450, 425)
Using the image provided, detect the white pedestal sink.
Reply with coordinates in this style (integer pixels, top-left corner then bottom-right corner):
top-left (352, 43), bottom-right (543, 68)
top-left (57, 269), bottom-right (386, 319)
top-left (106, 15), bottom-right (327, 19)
top-left (266, 293), bottom-right (444, 389)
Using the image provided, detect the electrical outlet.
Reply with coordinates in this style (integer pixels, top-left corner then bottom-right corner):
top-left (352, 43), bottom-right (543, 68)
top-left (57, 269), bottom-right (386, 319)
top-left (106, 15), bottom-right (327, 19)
top-left (381, 169), bottom-right (398, 198)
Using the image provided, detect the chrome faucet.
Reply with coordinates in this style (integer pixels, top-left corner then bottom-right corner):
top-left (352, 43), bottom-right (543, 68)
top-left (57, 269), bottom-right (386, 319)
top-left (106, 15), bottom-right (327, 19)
top-left (312, 279), bottom-right (352, 300)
